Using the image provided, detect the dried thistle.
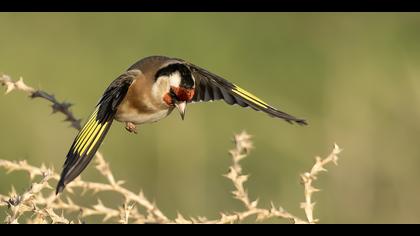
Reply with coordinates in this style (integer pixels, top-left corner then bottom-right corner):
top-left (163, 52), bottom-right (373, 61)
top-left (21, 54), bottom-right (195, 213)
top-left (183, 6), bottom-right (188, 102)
top-left (0, 74), bottom-right (81, 130)
top-left (0, 74), bottom-right (342, 224)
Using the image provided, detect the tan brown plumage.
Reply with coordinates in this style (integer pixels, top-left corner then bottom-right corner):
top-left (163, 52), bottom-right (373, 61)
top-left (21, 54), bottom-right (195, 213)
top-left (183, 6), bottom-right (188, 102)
top-left (56, 55), bottom-right (307, 194)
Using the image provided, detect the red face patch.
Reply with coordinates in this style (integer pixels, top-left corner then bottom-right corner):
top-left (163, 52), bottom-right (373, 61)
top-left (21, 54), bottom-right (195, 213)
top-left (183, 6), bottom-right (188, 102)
top-left (172, 86), bottom-right (195, 102)
top-left (163, 93), bottom-right (173, 106)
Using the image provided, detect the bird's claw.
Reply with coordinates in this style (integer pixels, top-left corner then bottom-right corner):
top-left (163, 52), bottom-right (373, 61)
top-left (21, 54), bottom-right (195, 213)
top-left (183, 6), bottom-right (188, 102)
top-left (125, 122), bottom-right (138, 134)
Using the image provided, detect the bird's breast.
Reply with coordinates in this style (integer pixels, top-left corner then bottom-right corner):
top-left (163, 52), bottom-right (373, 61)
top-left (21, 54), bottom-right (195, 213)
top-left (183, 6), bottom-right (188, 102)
top-left (115, 108), bottom-right (172, 125)
top-left (114, 75), bottom-right (173, 125)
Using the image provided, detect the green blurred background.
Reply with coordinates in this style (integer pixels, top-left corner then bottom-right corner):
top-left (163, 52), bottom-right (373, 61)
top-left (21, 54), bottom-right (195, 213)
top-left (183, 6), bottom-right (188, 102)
top-left (1, 13), bottom-right (420, 223)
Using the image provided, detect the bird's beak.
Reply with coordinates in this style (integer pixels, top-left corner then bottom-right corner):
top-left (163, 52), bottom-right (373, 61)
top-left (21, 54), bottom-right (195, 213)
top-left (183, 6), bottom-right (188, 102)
top-left (175, 101), bottom-right (187, 120)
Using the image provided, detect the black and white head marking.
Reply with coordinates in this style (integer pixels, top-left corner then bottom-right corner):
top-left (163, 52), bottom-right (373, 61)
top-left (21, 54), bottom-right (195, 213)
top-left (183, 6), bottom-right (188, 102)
top-left (155, 63), bottom-right (195, 89)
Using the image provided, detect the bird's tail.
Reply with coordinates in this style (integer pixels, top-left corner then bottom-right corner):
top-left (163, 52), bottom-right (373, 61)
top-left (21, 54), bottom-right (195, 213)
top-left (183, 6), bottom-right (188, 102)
top-left (56, 107), bottom-right (114, 194)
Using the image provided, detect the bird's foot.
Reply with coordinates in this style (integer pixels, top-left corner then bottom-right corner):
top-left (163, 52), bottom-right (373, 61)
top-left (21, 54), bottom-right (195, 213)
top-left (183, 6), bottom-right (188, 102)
top-left (125, 122), bottom-right (138, 134)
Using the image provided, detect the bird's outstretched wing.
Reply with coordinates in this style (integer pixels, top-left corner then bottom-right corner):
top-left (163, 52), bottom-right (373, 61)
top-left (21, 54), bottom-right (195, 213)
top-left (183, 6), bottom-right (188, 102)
top-left (56, 70), bottom-right (138, 194)
top-left (183, 62), bottom-right (307, 125)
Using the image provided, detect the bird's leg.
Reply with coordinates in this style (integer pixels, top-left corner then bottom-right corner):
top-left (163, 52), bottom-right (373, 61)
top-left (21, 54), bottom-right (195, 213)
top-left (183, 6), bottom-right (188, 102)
top-left (125, 122), bottom-right (138, 134)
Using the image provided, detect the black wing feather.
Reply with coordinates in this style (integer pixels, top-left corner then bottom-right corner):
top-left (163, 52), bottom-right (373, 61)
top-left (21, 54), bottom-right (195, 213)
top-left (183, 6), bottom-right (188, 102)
top-left (185, 62), bottom-right (307, 125)
top-left (56, 71), bottom-right (136, 194)
top-left (212, 85), bottom-right (223, 101)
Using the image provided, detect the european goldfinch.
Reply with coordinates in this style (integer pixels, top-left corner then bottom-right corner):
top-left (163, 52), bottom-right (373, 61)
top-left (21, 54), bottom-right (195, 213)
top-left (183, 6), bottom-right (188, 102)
top-left (56, 55), bottom-right (307, 194)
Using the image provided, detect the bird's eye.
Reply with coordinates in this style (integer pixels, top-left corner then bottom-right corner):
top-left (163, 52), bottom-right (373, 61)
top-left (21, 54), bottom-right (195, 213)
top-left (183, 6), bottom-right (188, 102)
top-left (169, 88), bottom-right (178, 101)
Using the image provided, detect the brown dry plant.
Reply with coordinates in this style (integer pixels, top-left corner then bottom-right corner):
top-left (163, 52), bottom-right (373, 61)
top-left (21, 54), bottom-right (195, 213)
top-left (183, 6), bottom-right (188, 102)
top-left (0, 74), bottom-right (342, 224)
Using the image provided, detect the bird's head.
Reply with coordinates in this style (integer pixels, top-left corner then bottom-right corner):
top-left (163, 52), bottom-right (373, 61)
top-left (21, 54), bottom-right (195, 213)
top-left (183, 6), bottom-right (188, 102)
top-left (164, 85), bottom-right (195, 120)
top-left (155, 63), bottom-right (195, 120)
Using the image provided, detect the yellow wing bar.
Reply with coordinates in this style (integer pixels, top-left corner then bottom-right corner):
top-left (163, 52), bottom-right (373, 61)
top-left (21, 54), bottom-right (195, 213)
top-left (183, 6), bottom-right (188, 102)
top-left (232, 85), bottom-right (269, 108)
top-left (72, 108), bottom-right (109, 156)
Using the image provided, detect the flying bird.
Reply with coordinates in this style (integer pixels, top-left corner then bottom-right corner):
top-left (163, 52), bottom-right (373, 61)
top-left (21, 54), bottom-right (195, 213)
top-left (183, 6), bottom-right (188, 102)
top-left (56, 55), bottom-right (307, 194)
